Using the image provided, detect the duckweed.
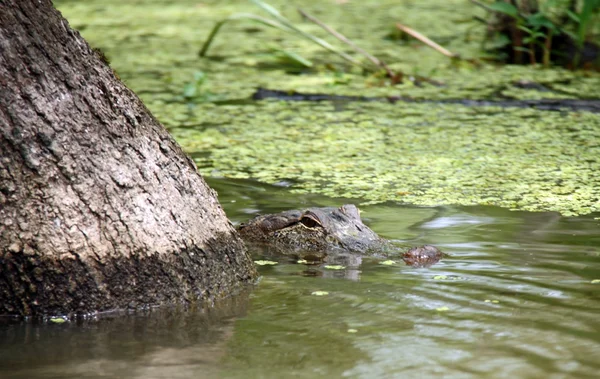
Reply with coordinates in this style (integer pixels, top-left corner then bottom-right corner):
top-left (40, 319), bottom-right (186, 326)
top-left (55, 0), bottom-right (600, 216)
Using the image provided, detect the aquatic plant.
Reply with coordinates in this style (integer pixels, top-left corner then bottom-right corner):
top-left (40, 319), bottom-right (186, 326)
top-left (474, 0), bottom-right (600, 68)
top-left (199, 0), bottom-right (399, 79)
top-left (178, 71), bottom-right (219, 107)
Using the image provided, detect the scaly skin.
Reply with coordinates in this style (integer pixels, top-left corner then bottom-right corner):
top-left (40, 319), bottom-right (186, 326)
top-left (237, 204), bottom-right (442, 267)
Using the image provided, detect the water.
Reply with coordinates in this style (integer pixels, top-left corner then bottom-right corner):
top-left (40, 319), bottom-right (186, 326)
top-left (7, 0), bottom-right (599, 377)
top-left (2, 178), bottom-right (599, 378)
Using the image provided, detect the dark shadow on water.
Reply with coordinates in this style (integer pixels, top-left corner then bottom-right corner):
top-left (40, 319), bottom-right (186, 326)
top-left (0, 291), bottom-right (251, 379)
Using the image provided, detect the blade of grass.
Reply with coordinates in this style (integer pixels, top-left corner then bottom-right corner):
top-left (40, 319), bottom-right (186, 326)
top-left (250, 0), bottom-right (364, 67)
top-left (199, 13), bottom-right (293, 57)
top-left (297, 8), bottom-right (396, 78)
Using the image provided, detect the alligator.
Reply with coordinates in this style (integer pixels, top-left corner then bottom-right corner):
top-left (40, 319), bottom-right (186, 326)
top-left (237, 204), bottom-right (442, 267)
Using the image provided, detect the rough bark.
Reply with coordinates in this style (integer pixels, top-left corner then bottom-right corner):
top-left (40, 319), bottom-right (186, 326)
top-left (0, 0), bottom-right (257, 317)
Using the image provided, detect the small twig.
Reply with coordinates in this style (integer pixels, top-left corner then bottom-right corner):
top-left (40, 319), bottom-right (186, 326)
top-left (396, 23), bottom-right (459, 59)
top-left (298, 8), bottom-right (396, 78)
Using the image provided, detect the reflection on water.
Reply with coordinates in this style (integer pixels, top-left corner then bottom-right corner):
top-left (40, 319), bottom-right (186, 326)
top-left (2, 178), bottom-right (600, 378)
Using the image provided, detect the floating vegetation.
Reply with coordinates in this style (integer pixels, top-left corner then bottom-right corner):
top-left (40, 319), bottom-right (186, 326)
top-left (199, 0), bottom-right (401, 80)
top-left (379, 260), bottom-right (397, 265)
top-left (436, 306), bottom-right (450, 312)
top-left (324, 265), bottom-right (346, 270)
top-left (254, 260), bottom-right (278, 266)
top-left (475, 0), bottom-right (600, 68)
top-left (174, 101), bottom-right (600, 217)
top-left (56, 0), bottom-right (600, 216)
top-left (433, 275), bottom-right (465, 281)
top-left (311, 291), bottom-right (329, 296)
top-left (484, 299), bottom-right (501, 303)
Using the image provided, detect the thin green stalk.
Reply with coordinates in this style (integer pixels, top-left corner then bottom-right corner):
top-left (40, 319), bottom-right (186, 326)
top-left (250, 0), bottom-right (364, 67)
top-left (298, 8), bottom-right (396, 77)
top-left (199, 13), bottom-right (292, 57)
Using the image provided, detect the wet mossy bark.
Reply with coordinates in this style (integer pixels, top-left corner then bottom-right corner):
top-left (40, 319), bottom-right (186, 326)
top-left (0, 0), bottom-right (257, 317)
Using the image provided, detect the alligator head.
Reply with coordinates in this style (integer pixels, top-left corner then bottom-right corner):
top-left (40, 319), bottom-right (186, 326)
top-left (237, 204), bottom-right (442, 267)
top-left (238, 204), bottom-right (384, 254)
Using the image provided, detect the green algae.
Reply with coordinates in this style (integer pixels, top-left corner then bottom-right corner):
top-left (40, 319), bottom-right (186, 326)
top-left (55, 0), bottom-right (600, 109)
top-left (54, 0), bottom-right (600, 216)
top-left (170, 100), bottom-right (600, 216)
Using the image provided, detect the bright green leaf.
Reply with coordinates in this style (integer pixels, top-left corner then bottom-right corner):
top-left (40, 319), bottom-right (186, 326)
top-left (488, 2), bottom-right (519, 18)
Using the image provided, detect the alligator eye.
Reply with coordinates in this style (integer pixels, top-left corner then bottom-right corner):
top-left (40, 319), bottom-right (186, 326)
top-left (300, 216), bottom-right (321, 228)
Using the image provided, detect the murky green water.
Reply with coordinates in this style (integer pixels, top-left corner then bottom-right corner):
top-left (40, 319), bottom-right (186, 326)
top-left (3, 1), bottom-right (599, 378)
top-left (52, 0), bottom-right (600, 216)
top-left (2, 179), bottom-right (600, 378)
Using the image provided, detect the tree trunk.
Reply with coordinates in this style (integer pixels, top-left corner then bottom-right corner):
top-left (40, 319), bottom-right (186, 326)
top-left (0, 0), bottom-right (257, 317)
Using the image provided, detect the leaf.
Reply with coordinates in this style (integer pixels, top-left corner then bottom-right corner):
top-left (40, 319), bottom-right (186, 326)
top-left (272, 48), bottom-right (313, 67)
top-left (517, 25), bottom-right (534, 34)
top-left (488, 2), bottom-right (519, 18)
top-left (311, 291), bottom-right (329, 296)
top-left (526, 13), bottom-right (558, 34)
top-left (324, 265), bottom-right (346, 270)
top-left (182, 83), bottom-right (196, 98)
top-left (379, 260), bottom-right (397, 265)
top-left (565, 10), bottom-right (580, 23)
top-left (192, 71), bottom-right (206, 83)
top-left (50, 317), bottom-right (67, 324)
top-left (436, 306), bottom-right (450, 312)
top-left (251, 0), bottom-right (284, 18)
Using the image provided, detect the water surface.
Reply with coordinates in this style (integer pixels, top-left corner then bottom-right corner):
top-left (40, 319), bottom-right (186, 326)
top-left (2, 179), bottom-right (599, 378)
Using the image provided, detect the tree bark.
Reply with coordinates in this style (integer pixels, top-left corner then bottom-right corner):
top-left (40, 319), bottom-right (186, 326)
top-left (0, 0), bottom-right (257, 317)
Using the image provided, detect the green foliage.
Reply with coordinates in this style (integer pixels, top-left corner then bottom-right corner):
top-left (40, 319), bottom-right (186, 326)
top-left (269, 47), bottom-right (314, 69)
top-left (479, 0), bottom-right (600, 68)
top-left (487, 1), bottom-right (519, 18)
top-left (179, 71), bottom-right (219, 106)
